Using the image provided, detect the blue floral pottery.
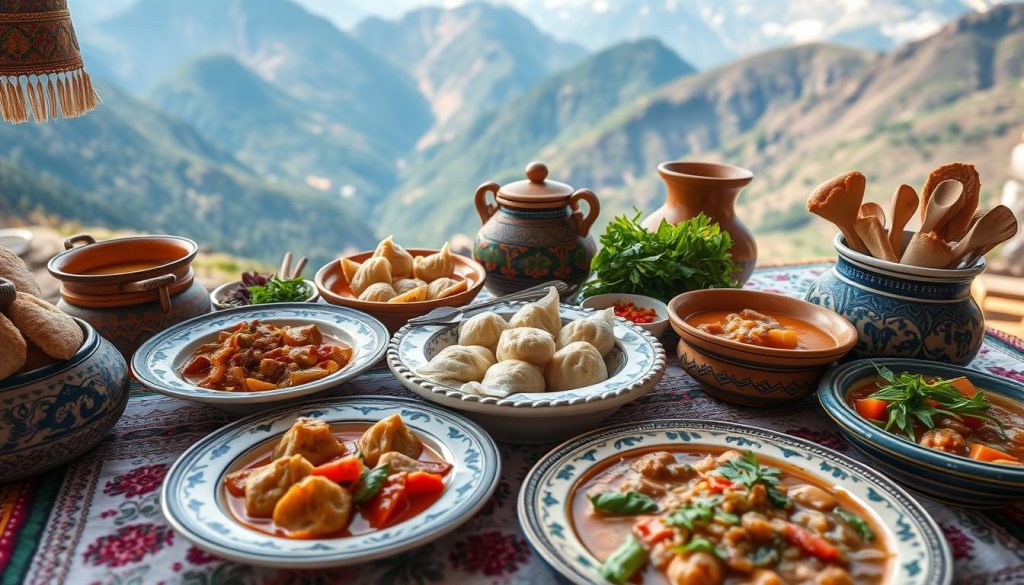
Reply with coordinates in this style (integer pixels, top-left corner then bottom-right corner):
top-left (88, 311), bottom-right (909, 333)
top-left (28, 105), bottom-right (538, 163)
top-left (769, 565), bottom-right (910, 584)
top-left (805, 233), bottom-right (985, 365)
top-left (818, 358), bottom-right (1024, 508)
top-left (0, 319), bottom-right (129, 482)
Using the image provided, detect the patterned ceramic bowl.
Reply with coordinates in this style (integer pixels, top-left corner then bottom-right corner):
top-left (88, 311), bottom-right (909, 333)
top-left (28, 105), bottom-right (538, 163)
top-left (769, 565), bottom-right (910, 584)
top-left (388, 303), bottom-right (666, 444)
top-left (161, 396), bottom-right (500, 568)
top-left (668, 288), bottom-right (857, 407)
top-left (579, 293), bottom-right (670, 338)
top-left (132, 303), bottom-right (389, 414)
top-left (0, 319), bottom-right (129, 482)
top-left (805, 232), bottom-right (985, 365)
top-left (818, 358), bottom-right (1024, 508)
top-left (518, 419), bottom-right (953, 585)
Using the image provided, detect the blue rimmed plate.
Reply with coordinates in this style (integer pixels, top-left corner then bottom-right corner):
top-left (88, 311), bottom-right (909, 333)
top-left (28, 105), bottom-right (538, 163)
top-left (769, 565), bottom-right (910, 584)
top-left (161, 396), bottom-right (500, 568)
top-left (387, 302), bottom-right (666, 443)
top-left (819, 358), bottom-right (1024, 508)
top-left (132, 303), bottom-right (388, 413)
top-left (518, 419), bottom-right (952, 585)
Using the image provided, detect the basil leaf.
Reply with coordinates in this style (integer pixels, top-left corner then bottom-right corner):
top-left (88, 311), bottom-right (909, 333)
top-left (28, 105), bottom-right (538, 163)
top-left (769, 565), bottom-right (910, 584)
top-left (675, 536), bottom-right (727, 560)
top-left (836, 508), bottom-right (876, 542)
top-left (354, 464), bottom-right (390, 503)
top-left (588, 492), bottom-right (659, 516)
top-left (599, 536), bottom-right (647, 584)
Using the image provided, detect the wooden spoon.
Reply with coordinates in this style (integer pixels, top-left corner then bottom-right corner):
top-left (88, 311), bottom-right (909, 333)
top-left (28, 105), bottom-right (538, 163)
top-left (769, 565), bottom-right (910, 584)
top-left (807, 171), bottom-right (868, 253)
top-left (279, 251), bottom-right (293, 278)
top-left (887, 184), bottom-right (918, 257)
top-left (920, 179), bottom-right (964, 234)
top-left (854, 217), bottom-right (898, 262)
top-left (948, 205), bottom-right (1018, 268)
top-left (902, 231), bottom-right (954, 268)
top-left (859, 202), bottom-right (886, 227)
top-left (291, 257), bottom-right (308, 279)
top-left (957, 209), bottom-right (993, 267)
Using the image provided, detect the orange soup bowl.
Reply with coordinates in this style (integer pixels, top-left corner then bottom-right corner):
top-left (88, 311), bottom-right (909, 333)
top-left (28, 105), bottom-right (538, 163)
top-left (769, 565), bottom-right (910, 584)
top-left (667, 288), bottom-right (857, 406)
top-left (315, 249), bottom-right (486, 332)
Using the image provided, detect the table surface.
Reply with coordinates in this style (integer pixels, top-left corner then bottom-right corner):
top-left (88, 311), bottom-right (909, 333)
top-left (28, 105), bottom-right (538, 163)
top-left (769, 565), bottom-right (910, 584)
top-left (3, 263), bottom-right (1024, 585)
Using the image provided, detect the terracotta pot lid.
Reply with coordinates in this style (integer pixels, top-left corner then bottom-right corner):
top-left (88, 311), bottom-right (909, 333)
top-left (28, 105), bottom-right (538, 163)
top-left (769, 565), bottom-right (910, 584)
top-left (497, 162), bottom-right (574, 206)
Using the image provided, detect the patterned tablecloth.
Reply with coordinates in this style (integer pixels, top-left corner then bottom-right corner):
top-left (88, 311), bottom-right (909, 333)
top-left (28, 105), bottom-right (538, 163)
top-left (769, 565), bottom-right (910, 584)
top-left (3, 263), bottom-right (1024, 585)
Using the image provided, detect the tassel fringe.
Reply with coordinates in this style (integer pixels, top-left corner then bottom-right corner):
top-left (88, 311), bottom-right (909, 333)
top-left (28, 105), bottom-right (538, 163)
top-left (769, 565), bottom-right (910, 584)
top-left (0, 68), bottom-right (100, 124)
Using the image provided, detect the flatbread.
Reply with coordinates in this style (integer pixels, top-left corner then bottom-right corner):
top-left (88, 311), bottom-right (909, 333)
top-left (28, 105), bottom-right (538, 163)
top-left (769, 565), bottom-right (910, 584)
top-left (7, 292), bottom-right (83, 360)
top-left (0, 247), bottom-right (41, 297)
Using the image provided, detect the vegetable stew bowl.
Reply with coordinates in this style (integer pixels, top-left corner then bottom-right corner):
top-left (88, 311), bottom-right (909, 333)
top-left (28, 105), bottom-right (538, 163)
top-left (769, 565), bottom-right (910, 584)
top-left (668, 288), bottom-right (857, 407)
top-left (818, 358), bottom-right (1024, 508)
top-left (518, 419), bottom-right (952, 585)
top-left (162, 396), bottom-right (500, 568)
top-left (388, 302), bottom-right (666, 444)
top-left (131, 303), bottom-right (389, 414)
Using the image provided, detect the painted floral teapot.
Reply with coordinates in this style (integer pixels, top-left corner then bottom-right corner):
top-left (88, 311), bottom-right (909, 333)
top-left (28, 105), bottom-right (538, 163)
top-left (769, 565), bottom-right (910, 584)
top-left (473, 162), bottom-right (600, 295)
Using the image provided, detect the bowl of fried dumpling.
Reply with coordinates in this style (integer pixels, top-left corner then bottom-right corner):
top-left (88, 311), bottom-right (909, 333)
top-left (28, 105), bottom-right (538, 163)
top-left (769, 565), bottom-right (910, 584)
top-left (161, 396), bottom-right (500, 568)
top-left (315, 236), bottom-right (486, 332)
top-left (387, 287), bottom-right (667, 443)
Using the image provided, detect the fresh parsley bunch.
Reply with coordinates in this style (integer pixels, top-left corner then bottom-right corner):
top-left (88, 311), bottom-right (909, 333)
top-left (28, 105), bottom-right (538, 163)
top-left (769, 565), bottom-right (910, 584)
top-left (582, 211), bottom-right (739, 302)
top-left (248, 275), bottom-right (309, 304)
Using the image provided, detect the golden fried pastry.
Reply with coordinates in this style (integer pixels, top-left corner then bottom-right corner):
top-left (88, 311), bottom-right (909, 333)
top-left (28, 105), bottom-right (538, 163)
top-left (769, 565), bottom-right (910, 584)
top-left (807, 171), bottom-right (867, 252)
top-left (7, 292), bottom-right (84, 360)
top-left (921, 163), bottom-right (980, 241)
top-left (0, 312), bottom-right (26, 379)
top-left (0, 247), bottom-right (42, 297)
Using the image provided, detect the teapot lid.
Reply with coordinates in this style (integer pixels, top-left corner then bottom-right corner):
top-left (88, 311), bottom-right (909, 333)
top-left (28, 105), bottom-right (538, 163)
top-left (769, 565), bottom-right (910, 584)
top-left (498, 162), bottom-right (574, 205)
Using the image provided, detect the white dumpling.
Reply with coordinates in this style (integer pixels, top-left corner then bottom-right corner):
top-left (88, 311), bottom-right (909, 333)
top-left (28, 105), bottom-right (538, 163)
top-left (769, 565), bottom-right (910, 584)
top-left (415, 344), bottom-right (496, 386)
top-left (545, 341), bottom-right (608, 391)
top-left (461, 359), bottom-right (545, 398)
top-left (458, 312), bottom-right (510, 352)
top-left (508, 287), bottom-right (561, 336)
top-left (359, 282), bottom-right (397, 302)
top-left (413, 243), bottom-right (454, 282)
top-left (495, 327), bottom-right (556, 365)
top-left (348, 257), bottom-right (392, 297)
top-left (393, 278), bottom-right (427, 295)
top-left (373, 235), bottom-right (414, 278)
top-left (558, 308), bottom-right (616, 356)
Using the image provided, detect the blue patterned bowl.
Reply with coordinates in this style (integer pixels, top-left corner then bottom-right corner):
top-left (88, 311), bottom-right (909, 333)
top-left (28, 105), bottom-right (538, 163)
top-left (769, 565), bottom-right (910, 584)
top-left (161, 396), bottom-right (500, 568)
top-left (819, 358), bottom-right (1024, 508)
top-left (0, 319), bottom-right (129, 482)
top-left (805, 233), bottom-right (985, 365)
top-left (518, 419), bottom-right (952, 585)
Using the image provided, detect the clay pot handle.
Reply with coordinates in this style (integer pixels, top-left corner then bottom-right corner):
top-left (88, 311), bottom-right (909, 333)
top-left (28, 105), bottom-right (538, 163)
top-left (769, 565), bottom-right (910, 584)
top-left (570, 189), bottom-right (600, 237)
top-left (0, 277), bottom-right (15, 310)
top-left (474, 181), bottom-right (501, 224)
top-left (121, 274), bottom-right (176, 313)
top-left (64, 233), bottom-right (96, 250)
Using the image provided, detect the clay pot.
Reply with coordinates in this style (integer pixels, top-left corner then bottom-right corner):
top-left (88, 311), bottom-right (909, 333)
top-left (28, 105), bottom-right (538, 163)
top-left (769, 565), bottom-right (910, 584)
top-left (474, 162), bottom-right (600, 296)
top-left (643, 161), bottom-right (757, 284)
top-left (47, 234), bottom-right (210, 359)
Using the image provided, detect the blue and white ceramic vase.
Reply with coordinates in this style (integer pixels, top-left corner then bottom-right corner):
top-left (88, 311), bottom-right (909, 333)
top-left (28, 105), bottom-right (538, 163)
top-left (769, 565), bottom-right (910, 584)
top-left (805, 233), bottom-right (985, 365)
top-left (0, 317), bottom-right (130, 482)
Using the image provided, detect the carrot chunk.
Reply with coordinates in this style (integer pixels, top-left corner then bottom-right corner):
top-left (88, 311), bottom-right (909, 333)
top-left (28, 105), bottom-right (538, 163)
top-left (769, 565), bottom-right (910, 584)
top-left (854, 398), bottom-right (888, 422)
top-left (969, 443), bottom-right (1019, 464)
top-left (948, 377), bottom-right (978, 398)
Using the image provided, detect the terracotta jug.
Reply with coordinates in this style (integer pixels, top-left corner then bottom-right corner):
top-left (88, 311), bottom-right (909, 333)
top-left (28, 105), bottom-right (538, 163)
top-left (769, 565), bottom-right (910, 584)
top-left (643, 161), bottom-right (757, 284)
top-left (474, 162), bottom-right (600, 296)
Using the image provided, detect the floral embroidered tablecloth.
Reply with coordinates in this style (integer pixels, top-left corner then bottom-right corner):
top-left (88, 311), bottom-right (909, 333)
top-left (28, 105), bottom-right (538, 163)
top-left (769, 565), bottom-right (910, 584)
top-left (3, 263), bottom-right (1024, 585)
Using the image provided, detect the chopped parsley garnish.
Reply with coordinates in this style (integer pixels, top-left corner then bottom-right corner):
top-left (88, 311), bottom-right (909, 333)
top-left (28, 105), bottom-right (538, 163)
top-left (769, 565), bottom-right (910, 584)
top-left (716, 451), bottom-right (791, 509)
top-left (836, 508), bottom-right (876, 542)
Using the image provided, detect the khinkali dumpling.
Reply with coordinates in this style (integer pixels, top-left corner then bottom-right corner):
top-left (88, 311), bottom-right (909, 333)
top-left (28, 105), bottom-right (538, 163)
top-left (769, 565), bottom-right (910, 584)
top-left (393, 278), bottom-right (427, 295)
top-left (461, 359), bottom-right (545, 398)
top-left (273, 476), bottom-right (352, 536)
top-left (414, 243), bottom-right (454, 282)
top-left (415, 344), bottom-right (495, 385)
top-left (427, 277), bottom-right (464, 300)
top-left (358, 414), bottom-right (423, 467)
top-left (495, 327), bottom-right (556, 365)
top-left (509, 287), bottom-right (561, 336)
top-left (545, 341), bottom-right (608, 391)
top-left (558, 308), bottom-right (616, 356)
top-left (389, 285), bottom-right (428, 303)
top-left (245, 454), bottom-right (313, 517)
top-left (359, 282), bottom-right (397, 302)
top-left (459, 312), bottom-right (510, 351)
top-left (348, 257), bottom-right (392, 297)
top-left (272, 417), bottom-right (346, 465)
top-left (373, 235), bottom-right (414, 278)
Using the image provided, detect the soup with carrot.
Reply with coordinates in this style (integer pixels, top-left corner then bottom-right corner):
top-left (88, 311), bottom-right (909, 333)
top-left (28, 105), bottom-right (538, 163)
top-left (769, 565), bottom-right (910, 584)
top-left (687, 309), bottom-right (834, 350)
top-left (571, 447), bottom-right (890, 584)
top-left (848, 366), bottom-right (1024, 466)
top-left (223, 415), bottom-right (451, 539)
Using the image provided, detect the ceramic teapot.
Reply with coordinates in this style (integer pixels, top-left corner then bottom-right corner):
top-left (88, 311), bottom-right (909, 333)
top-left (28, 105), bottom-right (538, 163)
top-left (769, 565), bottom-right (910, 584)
top-left (473, 162), bottom-right (600, 296)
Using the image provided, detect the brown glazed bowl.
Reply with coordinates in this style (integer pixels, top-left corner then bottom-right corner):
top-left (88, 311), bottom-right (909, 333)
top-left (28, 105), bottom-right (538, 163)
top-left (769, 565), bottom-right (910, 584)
top-left (315, 249), bottom-right (486, 332)
top-left (667, 288), bottom-right (857, 407)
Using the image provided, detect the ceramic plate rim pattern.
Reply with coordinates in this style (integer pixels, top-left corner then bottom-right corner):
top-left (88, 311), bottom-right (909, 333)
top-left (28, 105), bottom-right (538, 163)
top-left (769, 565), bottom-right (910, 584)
top-left (517, 418), bottom-right (952, 585)
top-left (161, 396), bottom-right (501, 568)
top-left (387, 302), bottom-right (666, 408)
top-left (131, 303), bottom-right (389, 404)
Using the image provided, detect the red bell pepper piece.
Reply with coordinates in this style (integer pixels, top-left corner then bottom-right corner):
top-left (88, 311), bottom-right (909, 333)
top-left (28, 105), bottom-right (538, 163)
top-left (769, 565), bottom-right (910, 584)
top-left (365, 473), bottom-right (409, 529)
top-left (404, 471), bottom-right (445, 496)
top-left (311, 454), bottom-right (363, 485)
top-left (633, 517), bottom-right (673, 547)
top-left (706, 474), bottom-right (734, 492)
top-left (784, 523), bottom-right (844, 564)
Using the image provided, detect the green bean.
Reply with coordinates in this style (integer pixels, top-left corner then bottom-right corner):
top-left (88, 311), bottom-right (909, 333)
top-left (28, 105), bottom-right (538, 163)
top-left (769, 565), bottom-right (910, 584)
top-left (599, 535), bottom-right (647, 584)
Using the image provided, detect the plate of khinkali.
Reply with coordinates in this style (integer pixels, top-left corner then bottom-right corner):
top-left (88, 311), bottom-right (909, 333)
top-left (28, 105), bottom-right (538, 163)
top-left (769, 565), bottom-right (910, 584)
top-left (387, 287), bottom-right (666, 443)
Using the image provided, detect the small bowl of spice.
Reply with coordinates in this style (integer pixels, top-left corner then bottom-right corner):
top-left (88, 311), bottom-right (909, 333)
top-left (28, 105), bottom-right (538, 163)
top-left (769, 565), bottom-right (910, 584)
top-left (580, 293), bottom-right (669, 338)
top-left (211, 253), bottom-right (318, 310)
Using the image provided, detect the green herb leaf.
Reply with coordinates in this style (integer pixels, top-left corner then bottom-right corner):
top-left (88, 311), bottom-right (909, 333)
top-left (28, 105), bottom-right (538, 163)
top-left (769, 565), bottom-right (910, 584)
top-left (248, 275), bottom-right (309, 304)
top-left (588, 492), bottom-right (660, 516)
top-left (674, 536), bottom-right (727, 560)
top-left (836, 508), bottom-right (875, 542)
top-left (664, 496), bottom-right (721, 530)
top-left (716, 452), bottom-right (791, 509)
top-left (599, 535), bottom-right (647, 584)
top-left (581, 211), bottom-right (739, 302)
top-left (354, 464), bottom-right (390, 503)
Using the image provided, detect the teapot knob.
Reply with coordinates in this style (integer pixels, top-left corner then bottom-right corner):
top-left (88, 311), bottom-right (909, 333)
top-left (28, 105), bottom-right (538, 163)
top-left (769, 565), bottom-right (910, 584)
top-left (525, 161), bottom-right (548, 184)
